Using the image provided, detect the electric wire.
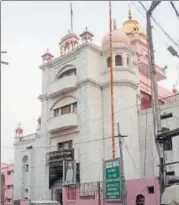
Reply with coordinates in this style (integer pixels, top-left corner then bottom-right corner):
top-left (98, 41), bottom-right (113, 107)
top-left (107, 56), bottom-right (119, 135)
top-left (170, 1), bottom-right (179, 20)
top-left (131, 1), bottom-right (169, 48)
top-left (130, 0), bottom-right (171, 177)
top-left (138, 1), bottom-right (179, 49)
top-left (2, 92), bottom-right (178, 150)
top-left (132, 1), bottom-right (179, 173)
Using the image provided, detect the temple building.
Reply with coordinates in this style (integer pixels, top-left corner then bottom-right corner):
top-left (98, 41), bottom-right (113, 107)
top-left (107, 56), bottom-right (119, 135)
top-left (13, 7), bottom-right (179, 204)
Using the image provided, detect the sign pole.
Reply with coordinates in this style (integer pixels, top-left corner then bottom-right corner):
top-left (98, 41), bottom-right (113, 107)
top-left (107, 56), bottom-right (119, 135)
top-left (116, 123), bottom-right (127, 205)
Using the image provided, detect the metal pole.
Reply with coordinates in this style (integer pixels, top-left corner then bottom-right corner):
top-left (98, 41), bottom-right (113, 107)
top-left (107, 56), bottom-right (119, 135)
top-left (97, 181), bottom-right (101, 205)
top-left (146, 1), bottom-right (165, 198)
top-left (116, 123), bottom-right (127, 205)
top-left (109, 0), bottom-right (115, 159)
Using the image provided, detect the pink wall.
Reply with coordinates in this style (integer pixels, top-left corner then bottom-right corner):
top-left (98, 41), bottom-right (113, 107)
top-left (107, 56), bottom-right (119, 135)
top-left (1, 163), bottom-right (14, 205)
top-left (63, 177), bottom-right (160, 205)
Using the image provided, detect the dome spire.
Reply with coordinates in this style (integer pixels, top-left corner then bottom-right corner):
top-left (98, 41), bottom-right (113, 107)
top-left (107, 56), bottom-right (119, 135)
top-left (113, 19), bottom-right (117, 30)
top-left (128, 4), bottom-right (132, 20)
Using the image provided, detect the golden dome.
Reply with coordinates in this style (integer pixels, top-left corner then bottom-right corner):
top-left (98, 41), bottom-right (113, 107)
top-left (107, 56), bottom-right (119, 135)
top-left (102, 28), bottom-right (130, 48)
top-left (122, 8), bottom-right (145, 36)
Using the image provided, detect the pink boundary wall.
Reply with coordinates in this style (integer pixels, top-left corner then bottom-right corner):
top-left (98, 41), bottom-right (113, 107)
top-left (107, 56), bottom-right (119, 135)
top-left (63, 177), bottom-right (160, 205)
top-left (1, 163), bottom-right (14, 205)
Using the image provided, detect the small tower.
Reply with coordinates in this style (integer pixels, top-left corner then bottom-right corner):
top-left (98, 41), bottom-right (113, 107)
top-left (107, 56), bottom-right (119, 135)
top-left (41, 48), bottom-right (54, 63)
top-left (59, 3), bottom-right (79, 55)
top-left (80, 27), bottom-right (94, 43)
top-left (59, 31), bottom-right (79, 56)
top-left (15, 123), bottom-right (24, 141)
top-left (172, 85), bottom-right (178, 94)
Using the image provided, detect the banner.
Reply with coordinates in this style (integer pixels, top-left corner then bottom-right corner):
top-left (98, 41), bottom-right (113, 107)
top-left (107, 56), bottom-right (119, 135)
top-left (63, 160), bottom-right (76, 186)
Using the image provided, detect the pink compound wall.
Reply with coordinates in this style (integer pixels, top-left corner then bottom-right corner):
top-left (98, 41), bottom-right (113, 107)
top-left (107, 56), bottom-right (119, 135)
top-left (1, 163), bottom-right (14, 205)
top-left (63, 177), bottom-right (160, 205)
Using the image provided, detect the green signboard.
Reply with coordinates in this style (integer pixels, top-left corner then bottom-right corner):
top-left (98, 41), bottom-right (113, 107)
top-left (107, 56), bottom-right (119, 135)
top-left (104, 158), bottom-right (121, 201)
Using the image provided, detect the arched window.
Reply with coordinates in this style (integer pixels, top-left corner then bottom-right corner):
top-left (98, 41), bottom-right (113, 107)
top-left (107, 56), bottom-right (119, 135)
top-left (59, 68), bottom-right (76, 79)
top-left (107, 57), bottom-right (110, 68)
top-left (22, 156), bottom-right (29, 172)
top-left (115, 55), bottom-right (122, 66)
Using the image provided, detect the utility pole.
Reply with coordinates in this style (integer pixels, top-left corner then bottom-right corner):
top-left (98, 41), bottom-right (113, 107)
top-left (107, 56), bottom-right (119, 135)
top-left (146, 0), bottom-right (165, 199)
top-left (115, 123), bottom-right (127, 205)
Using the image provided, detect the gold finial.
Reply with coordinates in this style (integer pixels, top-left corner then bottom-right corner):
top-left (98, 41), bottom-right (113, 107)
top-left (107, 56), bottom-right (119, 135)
top-left (128, 4), bottom-right (132, 20)
top-left (113, 19), bottom-right (117, 30)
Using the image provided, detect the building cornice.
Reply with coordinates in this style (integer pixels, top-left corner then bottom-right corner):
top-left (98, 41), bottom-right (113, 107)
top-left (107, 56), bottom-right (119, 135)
top-left (77, 78), bottom-right (102, 90)
top-left (77, 77), bottom-right (138, 90)
top-left (50, 130), bottom-right (80, 139)
top-left (101, 67), bottom-right (136, 75)
top-left (102, 80), bottom-right (138, 90)
top-left (102, 43), bottom-right (135, 55)
top-left (39, 42), bottom-right (102, 70)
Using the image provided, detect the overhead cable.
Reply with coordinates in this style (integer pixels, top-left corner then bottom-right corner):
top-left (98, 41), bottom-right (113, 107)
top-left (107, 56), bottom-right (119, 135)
top-left (138, 1), bottom-right (179, 49)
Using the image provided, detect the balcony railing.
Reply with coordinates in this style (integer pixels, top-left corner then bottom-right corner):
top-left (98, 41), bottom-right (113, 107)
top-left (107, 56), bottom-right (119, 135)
top-left (162, 93), bottom-right (179, 104)
top-left (14, 132), bottom-right (40, 145)
top-left (138, 59), bottom-right (166, 81)
top-left (47, 75), bottom-right (77, 98)
top-left (48, 113), bottom-right (78, 133)
top-left (141, 93), bottom-right (179, 110)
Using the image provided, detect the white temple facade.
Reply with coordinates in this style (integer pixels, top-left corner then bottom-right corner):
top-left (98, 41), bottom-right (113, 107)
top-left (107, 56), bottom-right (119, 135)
top-left (13, 10), bottom-right (179, 202)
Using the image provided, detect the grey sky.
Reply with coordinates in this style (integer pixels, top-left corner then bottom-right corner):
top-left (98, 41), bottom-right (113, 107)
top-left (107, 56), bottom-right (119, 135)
top-left (1, 1), bottom-right (179, 163)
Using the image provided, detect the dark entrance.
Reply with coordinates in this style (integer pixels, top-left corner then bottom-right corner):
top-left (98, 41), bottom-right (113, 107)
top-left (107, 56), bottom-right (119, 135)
top-left (56, 189), bottom-right (63, 205)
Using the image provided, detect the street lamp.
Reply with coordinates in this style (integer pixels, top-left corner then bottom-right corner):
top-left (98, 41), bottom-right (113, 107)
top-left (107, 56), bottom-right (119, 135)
top-left (1, 51), bottom-right (9, 65)
top-left (168, 46), bottom-right (179, 59)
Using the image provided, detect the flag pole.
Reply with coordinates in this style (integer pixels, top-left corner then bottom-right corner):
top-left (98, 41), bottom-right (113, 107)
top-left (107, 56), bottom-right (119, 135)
top-left (109, 0), bottom-right (115, 159)
top-left (70, 3), bottom-right (73, 33)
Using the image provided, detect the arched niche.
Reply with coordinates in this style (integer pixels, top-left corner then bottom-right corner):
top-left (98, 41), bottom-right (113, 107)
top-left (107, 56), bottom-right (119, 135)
top-left (50, 95), bottom-right (78, 111)
top-left (56, 64), bottom-right (76, 80)
top-left (22, 155), bottom-right (29, 172)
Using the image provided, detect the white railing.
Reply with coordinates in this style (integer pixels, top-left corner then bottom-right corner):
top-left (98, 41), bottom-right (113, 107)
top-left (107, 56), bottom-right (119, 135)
top-left (14, 132), bottom-right (40, 144)
top-left (162, 93), bottom-right (179, 104)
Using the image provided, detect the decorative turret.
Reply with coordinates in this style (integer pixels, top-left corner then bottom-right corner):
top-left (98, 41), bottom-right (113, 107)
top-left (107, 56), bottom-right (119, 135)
top-left (80, 27), bottom-right (94, 43)
top-left (41, 49), bottom-right (54, 63)
top-left (59, 31), bottom-right (79, 56)
top-left (15, 123), bottom-right (24, 139)
top-left (172, 86), bottom-right (178, 94)
top-left (122, 7), bottom-right (145, 37)
top-left (59, 3), bottom-right (79, 56)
